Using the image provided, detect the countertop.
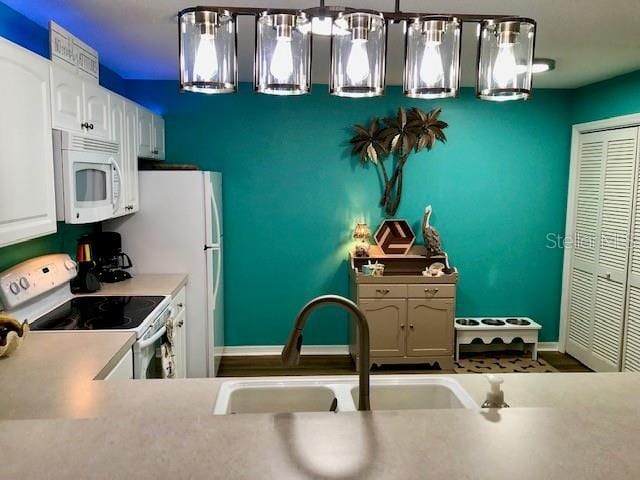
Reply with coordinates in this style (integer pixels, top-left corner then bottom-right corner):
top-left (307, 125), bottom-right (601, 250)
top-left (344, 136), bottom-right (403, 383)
top-left (4, 406), bottom-right (639, 479)
top-left (2, 270), bottom-right (640, 478)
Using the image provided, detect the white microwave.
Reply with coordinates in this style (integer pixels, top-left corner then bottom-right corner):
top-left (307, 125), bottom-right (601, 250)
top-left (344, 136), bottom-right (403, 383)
top-left (53, 129), bottom-right (123, 224)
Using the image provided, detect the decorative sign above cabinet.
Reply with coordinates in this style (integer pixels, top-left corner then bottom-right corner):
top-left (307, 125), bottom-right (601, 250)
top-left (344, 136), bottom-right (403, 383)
top-left (49, 21), bottom-right (99, 82)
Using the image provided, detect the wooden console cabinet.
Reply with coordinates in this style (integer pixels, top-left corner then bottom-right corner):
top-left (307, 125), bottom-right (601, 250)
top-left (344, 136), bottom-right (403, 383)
top-left (349, 247), bottom-right (457, 370)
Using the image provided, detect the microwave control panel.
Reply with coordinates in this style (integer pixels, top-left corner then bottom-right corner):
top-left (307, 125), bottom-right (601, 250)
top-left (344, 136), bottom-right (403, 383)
top-left (0, 254), bottom-right (77, 310)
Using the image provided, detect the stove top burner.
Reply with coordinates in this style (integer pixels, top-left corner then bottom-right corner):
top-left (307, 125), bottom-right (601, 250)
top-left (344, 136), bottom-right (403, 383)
top-left (30, 296), bottom-right (165, 331)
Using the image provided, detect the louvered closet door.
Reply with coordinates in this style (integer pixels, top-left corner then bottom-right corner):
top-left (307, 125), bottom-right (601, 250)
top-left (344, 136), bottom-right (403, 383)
top-left (567, 127), bottom-right (639, 372)
top-left (624, 130), bottom-right (640, 371)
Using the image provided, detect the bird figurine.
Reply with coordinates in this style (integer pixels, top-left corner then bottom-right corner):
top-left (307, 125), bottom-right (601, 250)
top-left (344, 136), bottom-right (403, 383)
top-left (422, 205), bottom-right (442, 257)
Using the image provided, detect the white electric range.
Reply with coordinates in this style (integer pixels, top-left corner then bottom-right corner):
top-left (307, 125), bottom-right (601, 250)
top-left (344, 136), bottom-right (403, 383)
top-left (0, 253), bottom-right (172, 378)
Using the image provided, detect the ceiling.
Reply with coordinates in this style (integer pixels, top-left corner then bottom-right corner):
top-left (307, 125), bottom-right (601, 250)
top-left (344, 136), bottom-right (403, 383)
top-left (5, 0), bottom-right (640, 89)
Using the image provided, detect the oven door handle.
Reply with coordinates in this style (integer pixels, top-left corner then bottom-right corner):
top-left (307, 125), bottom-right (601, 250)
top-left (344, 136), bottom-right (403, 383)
top-left (138, 324), bottom-right (167, 349)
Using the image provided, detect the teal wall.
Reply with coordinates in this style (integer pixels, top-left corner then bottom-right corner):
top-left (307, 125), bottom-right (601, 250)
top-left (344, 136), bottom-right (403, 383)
top-left (127, 81), bottom-right (573, 345)
top-left (0, 1), bottom-right (131, 272)
top-left (572, 70), bottom-right (640, 124)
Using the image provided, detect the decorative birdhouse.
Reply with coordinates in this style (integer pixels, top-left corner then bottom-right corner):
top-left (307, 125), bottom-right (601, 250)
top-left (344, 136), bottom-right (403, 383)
top-left (374, 219), bottom-right (415, 255)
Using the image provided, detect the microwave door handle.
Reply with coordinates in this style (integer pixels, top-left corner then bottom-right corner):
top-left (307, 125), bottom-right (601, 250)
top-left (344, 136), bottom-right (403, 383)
top-left (111, 159), bottom-right (124, 214)
top-left (138, 324), bottom-right (167, 350)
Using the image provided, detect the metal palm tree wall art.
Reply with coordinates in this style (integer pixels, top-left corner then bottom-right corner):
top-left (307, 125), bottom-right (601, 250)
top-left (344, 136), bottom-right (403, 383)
top-left (350, 107), bottom-right (448, 216)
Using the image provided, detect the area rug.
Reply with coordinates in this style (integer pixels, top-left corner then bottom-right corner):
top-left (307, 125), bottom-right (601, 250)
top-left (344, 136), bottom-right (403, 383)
top-left (454, 356), bottom-right (558, 373)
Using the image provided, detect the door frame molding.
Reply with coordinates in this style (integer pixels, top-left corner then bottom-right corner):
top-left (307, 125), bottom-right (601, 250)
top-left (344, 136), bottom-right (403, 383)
top-left (560, 113), bottom-right (640, 353)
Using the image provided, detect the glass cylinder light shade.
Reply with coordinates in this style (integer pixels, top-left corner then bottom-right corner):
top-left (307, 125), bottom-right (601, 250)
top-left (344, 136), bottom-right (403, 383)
top-left (255, 12), bottom-right (311, 95)
top-left (477, 18), bottom-right (536, 101)
top-left (179, 9), bottom-right (237, 94)
top-left (404, 17), bottom-right (461, 99)
top-left (330, 12), bottom-right (386, 97)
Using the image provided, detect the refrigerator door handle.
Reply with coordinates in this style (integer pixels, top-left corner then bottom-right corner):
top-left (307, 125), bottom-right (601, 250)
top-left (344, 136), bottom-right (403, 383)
top-left (204, 174), bottom-right (222, 248)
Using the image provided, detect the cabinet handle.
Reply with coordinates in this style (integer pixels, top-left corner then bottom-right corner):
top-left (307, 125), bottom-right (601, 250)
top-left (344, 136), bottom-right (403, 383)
top-left (424, 288), bottom-right (439, 295)
top-left (89, 123), bottom-right (94, 130)
top-left (152, 149), bottom-right (159, 155)
top-left (400, 324), bottom-right (406, 329)
top-left (409, 324), bottom-right (415, 329)
top-left (177, 303), bottom-right (184, 308)
top-left (81, 122), bottom-right (90, 129)
top-left (177, 320), bottom-right (184, 328)
top-left (376, 288), bottom-right (390, 295)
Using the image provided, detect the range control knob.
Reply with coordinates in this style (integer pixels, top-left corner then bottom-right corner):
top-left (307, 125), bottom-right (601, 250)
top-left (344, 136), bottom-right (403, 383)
top-left (9, 282), bottom-right (20, 295)
top-left (64, 260), bottom-right (77, 271)
top-left (19, 277), bottom-right (30, 290)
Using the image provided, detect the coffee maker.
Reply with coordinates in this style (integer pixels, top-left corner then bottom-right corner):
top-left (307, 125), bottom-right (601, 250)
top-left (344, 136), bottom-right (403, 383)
top-left (90, 232), bottom-right (133, 283)
top-left (71, 235), bottom-right (101, 293)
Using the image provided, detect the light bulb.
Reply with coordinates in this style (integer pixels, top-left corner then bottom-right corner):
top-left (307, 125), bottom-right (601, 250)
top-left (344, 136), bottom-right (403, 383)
top-left (193, 34), bottom-right (218, 81)
top-left (493, 44), bottom-right (517, 88)
top-left (419, 42), bottom-right (444, 86)
top-left (346, 39), bottom-right (370, 83)
top-left (269, 37), bottom-right (294, 82)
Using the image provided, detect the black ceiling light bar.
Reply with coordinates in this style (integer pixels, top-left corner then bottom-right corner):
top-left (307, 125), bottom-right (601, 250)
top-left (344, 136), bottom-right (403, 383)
top-left (178, 1), bottom-right (538, 100)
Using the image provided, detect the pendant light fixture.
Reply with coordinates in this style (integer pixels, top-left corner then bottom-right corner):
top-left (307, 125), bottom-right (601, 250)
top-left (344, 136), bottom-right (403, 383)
top-left (476, 18), bottom-right (536, 101)
top-left (178, 4), bottom-right (540, 101)
top-left (330, 11), bottom-right (387, 97)
top-left (403, 16), bottom-right (461, 99)
top-left (255, 11), bottom-right (311, 95)
top-left (179, 7), bottom-right (237, 94)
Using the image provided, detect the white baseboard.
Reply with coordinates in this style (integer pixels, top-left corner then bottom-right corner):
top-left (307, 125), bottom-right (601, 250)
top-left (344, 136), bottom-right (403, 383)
top-left (223, 342), bottom-right (559, 357)
top-left (223, 345), bottom-right (350, 356)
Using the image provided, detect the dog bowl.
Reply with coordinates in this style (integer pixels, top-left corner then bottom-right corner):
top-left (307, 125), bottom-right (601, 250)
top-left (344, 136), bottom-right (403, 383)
top-left (506, 318), bottom-right (531, 326)
top-left (481, 318), bottom-right (506, 326)
top-left (456, 318), bottom-right (480, 326)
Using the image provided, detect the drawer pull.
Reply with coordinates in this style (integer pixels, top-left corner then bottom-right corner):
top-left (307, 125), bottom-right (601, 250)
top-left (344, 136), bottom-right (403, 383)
top-left (376, 289), bottom-right (390, 295)
top-left (409, 324), bottom-right (414, 329)
top-left (424, 288), bottom-right (439, 295)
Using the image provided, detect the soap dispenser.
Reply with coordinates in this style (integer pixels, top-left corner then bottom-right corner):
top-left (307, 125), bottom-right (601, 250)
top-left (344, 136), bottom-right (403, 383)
top-left (481, 374), bottom-right (509, 408)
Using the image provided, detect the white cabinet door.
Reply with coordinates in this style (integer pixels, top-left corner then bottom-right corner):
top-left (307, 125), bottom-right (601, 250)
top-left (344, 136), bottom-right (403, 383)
top-left (104, 350), bottom-right (133, 380)
top-left (83, 81), bottom-right (110, 139)
top-left (0, 38), bottom-right (57, 247)
top-left (173, 308), bottom-right (187, 378)
top-left (109, 96), bottom-right (128, 217)
top-left (124, 101), bottom-right (139, 213)
top-left (152, 114), bottom-right (165, 160)
top-left (137, 107), bottom-right (153, 158)
top-left (50, 64), bottom-right (83, 134)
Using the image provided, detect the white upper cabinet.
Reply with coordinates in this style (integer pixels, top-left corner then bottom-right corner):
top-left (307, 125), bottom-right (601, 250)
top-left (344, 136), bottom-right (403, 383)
top-left (51, 64), bottom-right (111, 139)
top-left (137, 107), bottom-right (165, 160)
top-left (0, 38), bottom-right (57, 247)
top-left (109, 95), bottom-right (140, 216)
top-left (124, 102), bottom-right (140, 213)
top-left (152, 115), bottom-right (165, 160)
top-left (50, 65), bottom-right (83, 134)
top-left (137, 107), bottom-right (153, 158)
top-left (83, 81), bottom-right (110, 139)
top-left (109, 96), bottom-right (128, 217)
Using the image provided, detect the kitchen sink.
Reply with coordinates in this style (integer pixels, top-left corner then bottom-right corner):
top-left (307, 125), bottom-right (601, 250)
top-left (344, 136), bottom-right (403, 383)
top-left (213, 380), bottom-right (338, 415)
top-left (351, 377), bottom-right (477, 411)
top-left (213, 376), bottom-right (477, 415)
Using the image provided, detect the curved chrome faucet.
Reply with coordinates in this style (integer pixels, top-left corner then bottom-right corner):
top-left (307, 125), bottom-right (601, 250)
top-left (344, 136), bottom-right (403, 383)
top-left (282, 295), bottom-right (371, 411)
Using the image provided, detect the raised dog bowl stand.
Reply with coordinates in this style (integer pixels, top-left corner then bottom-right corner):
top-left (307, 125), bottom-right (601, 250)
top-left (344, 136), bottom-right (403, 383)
top-left (454, 317), bottom-right (542, 361)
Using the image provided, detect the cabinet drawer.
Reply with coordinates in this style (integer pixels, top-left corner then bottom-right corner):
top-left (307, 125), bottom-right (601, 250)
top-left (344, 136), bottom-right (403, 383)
top-left (407, 284), bottom-right (455, 299)
top-left (359, 284), bottom-right (407, 299)
top-left (171, 286), bottom-right (186, 314)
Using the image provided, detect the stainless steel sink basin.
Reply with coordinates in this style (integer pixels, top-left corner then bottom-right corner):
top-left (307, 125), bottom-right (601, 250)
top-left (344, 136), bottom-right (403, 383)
top-left (351, 377), bottom-right (477, 410)
top-left (213, 376), bottom-right (477, 415)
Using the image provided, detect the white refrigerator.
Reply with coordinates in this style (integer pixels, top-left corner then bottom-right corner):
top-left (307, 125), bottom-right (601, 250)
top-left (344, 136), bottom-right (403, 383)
top-left (107, 171), bottom-right (223, 377)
